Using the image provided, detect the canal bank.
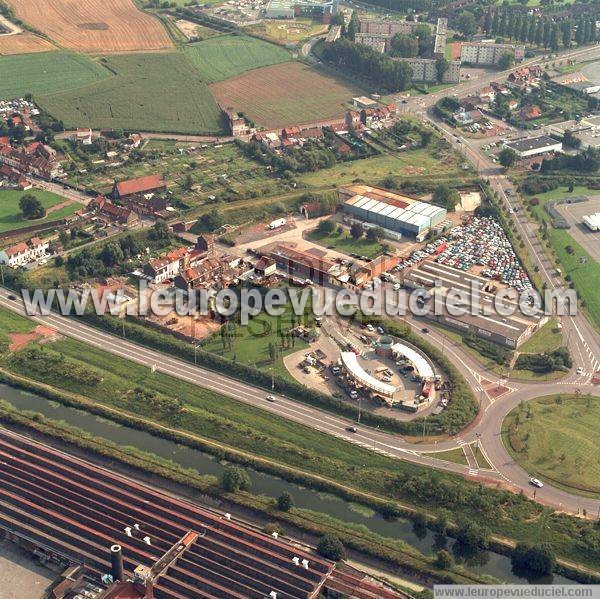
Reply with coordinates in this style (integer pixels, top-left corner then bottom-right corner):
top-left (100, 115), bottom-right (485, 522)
top-left (0, 383), bottom-right (578, 587)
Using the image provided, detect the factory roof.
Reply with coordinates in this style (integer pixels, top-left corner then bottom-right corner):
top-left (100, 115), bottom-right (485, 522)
top-left (504, 135), bottom-right (562, 153)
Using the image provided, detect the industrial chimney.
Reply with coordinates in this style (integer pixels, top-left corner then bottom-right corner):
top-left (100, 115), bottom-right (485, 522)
top-left (110, 544), bottom-right (124, 582)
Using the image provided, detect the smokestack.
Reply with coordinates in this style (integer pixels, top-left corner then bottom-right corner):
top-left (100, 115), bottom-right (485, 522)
top-left (110, 544), bottom-right (124, 582)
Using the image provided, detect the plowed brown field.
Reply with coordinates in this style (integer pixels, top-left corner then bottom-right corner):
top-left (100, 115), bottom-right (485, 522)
top-left (210, 61), bottom-right (362, 129)
top-left (0, 33), bottom-right (55, 55)
top-left (7, 0), bottom-right (173, 53)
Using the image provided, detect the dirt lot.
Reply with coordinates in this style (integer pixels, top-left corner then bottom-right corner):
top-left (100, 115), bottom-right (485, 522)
top-left (8, 325), bottom-right (60, 352)
top-left (556, 196), bottom-right (600, 263)
top-left (7, 0), bottom-right (173, 53)
top-left (0, 539), bottom-right (54, 599)
top-left (0, 32), bottom-right (54, 55)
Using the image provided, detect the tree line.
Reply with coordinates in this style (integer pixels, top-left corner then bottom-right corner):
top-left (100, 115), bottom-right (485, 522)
top-left (482, 8), bottom-right (597, 50)
top-left (322, 38), bottom-right (413, 93)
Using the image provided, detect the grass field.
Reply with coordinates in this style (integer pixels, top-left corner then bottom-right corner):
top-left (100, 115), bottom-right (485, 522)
top-left (299, 148), bottom-right (464, 187)
top-left (210, 61), bottom-right (362, 129)
top-left (307, 227), bottom-right (387, 259)
top-left (184, 35), bottom-right (289, 84)
top-left (0, 189), bottom-right (82, 233)
top-left (503, 394), bottom-right (600, 498)
top-left (38, 52), bottom-right (225, 134)
top-left (519, 318), bottom-right (562, 354)
top-left (524, 185), bottom-right (600, 331)
top-left (200, 303), bottom-right (313, 380)
top-left (7, 0), bottom-right (172, 53)
top-left (0, 51), bottom-right (109, 99)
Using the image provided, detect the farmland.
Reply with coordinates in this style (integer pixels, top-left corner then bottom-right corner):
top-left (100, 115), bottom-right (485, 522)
top-left (210, 61), bottom-right (362, 129)
top-left (0, 32), bottom-right (55, 55)
top-left (0, 189), bottom-right (82, 233)
top-left (38, 52), bottom-right (225, 134)
top-left (503, 394), bottom-right (600, 499)
top-left (183, 35), bottom-right (289, 84)
top-left (0, 51), bottom-right (109, 99)
top-left (6, 0), bottom-right (172, 53)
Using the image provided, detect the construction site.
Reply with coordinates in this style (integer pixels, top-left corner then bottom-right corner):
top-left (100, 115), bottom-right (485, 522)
top-left (0, 428), bottom-right (404, 599)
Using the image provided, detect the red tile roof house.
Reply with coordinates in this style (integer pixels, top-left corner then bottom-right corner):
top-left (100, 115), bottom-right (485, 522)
top-left (519, 104), bottom-right (542, 120)
top-left (112, 174), bottom-right (168, 215)
top-left (143, 248), bottom-right (187, 284)
top-left (0, 237), bottom-right (49, 267)
top-left (90, 196), bottom-right (140, 227)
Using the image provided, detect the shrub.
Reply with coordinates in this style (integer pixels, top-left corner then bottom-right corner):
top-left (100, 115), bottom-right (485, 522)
top-left (317, 534), bottom-right (345, 561)
top-left (512, 542), bottom-right (556, 575)
top-left (221, 466), bottom-right (251, 493)
top-left (277, 491), bottom-right (294, 512)
top-left (435, 549), bottom-right (454, 569)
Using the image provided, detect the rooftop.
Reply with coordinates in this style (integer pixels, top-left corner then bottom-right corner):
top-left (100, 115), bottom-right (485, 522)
top-left (504, 135), bottom-right (562, 153)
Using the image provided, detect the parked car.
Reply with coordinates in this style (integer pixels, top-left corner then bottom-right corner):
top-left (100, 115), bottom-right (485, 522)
top-left (529, 477), bottom-right (543, 488)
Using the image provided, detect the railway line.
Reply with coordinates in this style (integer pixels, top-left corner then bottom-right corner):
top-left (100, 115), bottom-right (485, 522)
top-left (0, 428), bottom-right (402, 599)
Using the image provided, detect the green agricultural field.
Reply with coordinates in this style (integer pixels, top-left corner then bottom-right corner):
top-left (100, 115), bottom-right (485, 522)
top-left (523, 185), bottom-right (600, 331)
top-left (38, 52), bottom-right (225, 135)
top-left (0, 189), bottom-right (82, 233)
top-left (184, 35), bottom-right (290, 84)
top-left (307, 227), bottom-right (387, 259)
top-left (503, 394), bottom-right (600, 498)
top-left (0, 51), bottom-right (109, 100)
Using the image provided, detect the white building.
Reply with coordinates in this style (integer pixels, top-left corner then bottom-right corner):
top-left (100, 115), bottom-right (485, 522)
top-left (460, 42), bottom-right (524, 66)
top-left (0, 236), bottom-right (49, 267)
top-left (503, 135), bottom-right (563, 158)
top-left (396, 57), bottom-right (461, 84)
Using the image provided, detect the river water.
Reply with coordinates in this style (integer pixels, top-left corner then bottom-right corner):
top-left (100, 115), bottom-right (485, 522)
top-left (0, 384), bottom-right (576, 585)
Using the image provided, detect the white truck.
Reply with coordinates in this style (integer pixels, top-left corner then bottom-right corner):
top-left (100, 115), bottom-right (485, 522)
top-left (268, 218), bottom-right (286, 230)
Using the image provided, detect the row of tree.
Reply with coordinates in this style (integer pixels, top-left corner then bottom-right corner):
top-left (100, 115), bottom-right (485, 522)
top-left (482, 8), bottom-right (597, 50)
top-left (322, 38), bottom-right (413, 93)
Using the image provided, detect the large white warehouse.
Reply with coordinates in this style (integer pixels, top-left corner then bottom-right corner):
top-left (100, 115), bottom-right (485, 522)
top-left (341, 185), bottom-right (447, 239)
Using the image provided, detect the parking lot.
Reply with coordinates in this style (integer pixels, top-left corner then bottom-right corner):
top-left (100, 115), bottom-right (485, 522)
top-left (556, 196), bottom-right (600, 263)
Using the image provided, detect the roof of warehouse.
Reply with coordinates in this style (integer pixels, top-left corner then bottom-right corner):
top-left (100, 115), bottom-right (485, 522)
top-left (404, 260), bottom-right (542, 338)
top-left (504, 135), bottom-right (561, 153)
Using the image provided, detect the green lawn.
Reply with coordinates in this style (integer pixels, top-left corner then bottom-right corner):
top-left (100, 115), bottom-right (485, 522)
top-left (519, 318), bottom-right (563, 354)
top-left (503, 394), bottom-right (600, 498)
top-left (38, 52), bottom-right (225, 135)
top-left (299, 149), bottom-right (464, 187)
top-left (0, 51), bottom-right (109, 100)
top-left (184, 35), bottom-right (290, 84)
top-left (0, 189), bottom-right (82, 233)
top-left (0, 307), bottom-right (35, 350)
top-left (307, 227), bottom-right (387, 259)
top-left (200, 303), bottom-right (312, 380)
top-left (422, 447), bottom-right (468, 466)
top-left (524, 185), bottom-right (600, 331)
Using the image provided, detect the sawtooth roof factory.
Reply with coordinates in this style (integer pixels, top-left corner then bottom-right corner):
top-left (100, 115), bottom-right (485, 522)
top-left (341, 185), bottom-right (447, 241)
